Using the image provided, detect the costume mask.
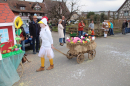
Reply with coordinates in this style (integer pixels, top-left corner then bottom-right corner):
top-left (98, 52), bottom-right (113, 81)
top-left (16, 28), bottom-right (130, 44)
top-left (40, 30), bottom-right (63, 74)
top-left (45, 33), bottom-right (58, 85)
top-left (40, 23), bottom-right (45, 28)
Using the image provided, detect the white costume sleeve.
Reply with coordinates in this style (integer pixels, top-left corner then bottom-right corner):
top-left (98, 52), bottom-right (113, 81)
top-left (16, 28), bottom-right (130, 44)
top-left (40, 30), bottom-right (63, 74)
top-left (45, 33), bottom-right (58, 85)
top-left (46, 27), bottom-right (53, 44)
top-left (59, 24), bottom-right (64, 29)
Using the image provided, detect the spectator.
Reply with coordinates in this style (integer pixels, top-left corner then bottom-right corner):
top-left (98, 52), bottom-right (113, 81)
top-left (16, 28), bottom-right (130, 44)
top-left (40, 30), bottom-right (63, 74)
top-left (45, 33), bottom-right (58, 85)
top-left (122, 20), bottom-right (126, 35)
top-left (102, 20), bottom-right (109, 38)
top-left (48, 19), bottom-right (52, 31)
top-left (125, 20), bottom-right (128, 33)
top-left (78, 20), bottom-right (85, 38)
top-left (19, 25), bottom-right (27, 63)
top-left (29, 16), bottom-right (41, 54)
top-left (61, 16), bottom-right (67, 43)
top-left (110, 22), bottom-right (114, 35)
top-left (125, 20), bottom-right (128, 28)
top-left (108, 20), bottom-right (111, 29)
top-left (89, 20), bottom-right (94, 30)
top-left (58, 19), bottom-right (64, 46)
top-left (91, 29), bottom-right (95, 37)
top-left (88, 28), bottom-right (92, 36)
top-left (108, 20), bottom-right (111, 35)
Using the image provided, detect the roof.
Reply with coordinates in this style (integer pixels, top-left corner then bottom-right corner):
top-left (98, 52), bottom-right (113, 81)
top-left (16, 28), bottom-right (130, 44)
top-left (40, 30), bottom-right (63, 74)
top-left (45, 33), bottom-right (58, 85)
top-left (0, 3), bottom-right (15, 23)
top-left (117, 0), bottom-right (128, 12)
top-left (0, 0), bottom-right (47, 13)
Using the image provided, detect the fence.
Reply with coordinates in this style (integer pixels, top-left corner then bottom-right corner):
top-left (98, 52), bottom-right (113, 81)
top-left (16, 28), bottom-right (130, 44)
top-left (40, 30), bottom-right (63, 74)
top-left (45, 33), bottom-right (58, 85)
top-left (67, 20), bottom-right (122, 37)
top-left (53, 20), bottom-right (123, 37)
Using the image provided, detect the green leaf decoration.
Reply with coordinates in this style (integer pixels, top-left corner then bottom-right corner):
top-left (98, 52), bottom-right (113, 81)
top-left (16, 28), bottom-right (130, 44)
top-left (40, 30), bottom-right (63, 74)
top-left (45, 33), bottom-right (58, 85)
top-left (15, 44), bottom-right (18, 46)
top-left (18, 44), bottom-right (22, 48)
top-left (9, 47), bottom-right (13, 49)
top-left (15, 29), bottom-right (22, 36)
top-left (1, 44), bottom-right (5, 47)
top-left (12, 48), bottom-right (14, 51)
top-left (15, 44), bottom-right (22, 48)
top-left (13, 45), bottom-right (17, 48)
top-left (15, 37), bottom-right (21, 40)
top-left (0, 42), bottom-right (1, 44)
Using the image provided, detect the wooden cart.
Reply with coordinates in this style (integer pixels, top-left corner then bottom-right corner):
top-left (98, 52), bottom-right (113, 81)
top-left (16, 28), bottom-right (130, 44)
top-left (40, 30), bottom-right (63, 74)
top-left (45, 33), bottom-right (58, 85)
top-left (55, 41), bottom-right (97, 64)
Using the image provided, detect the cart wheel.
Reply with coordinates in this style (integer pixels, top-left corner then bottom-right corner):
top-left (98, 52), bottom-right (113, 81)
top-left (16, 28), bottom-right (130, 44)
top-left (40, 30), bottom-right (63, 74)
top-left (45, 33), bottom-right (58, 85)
top-left (77, 54), bottom-right (84, 64)
top-left (67, 50), bottom-right (73, 59)
top-left (88, 49), bottom-right (96, 60)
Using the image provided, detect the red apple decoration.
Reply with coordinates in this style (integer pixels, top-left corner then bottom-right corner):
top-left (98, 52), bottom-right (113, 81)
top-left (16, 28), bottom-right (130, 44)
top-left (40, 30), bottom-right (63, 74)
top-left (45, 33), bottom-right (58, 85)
top-left (85, 41), bottom-right (87, 43)
top-left (7, 50), bottom-right (11, 53)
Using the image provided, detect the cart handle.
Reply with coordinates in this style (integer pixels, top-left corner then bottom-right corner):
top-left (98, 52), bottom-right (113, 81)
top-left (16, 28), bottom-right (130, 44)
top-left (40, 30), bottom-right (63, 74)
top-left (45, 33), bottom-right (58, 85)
top-left (54, 48), bottom-right (67, 56)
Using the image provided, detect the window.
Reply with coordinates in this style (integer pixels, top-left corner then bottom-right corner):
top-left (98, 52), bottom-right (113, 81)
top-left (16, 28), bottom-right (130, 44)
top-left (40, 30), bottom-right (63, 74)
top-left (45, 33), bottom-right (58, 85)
top-left (110, 12), bottom-right (113, 15)
top-left (22, 13), bottom-right (27, 16)
top-left (40, 13), bottom-right (43, 16)
top-left (20, 7), bottom-right (25, 10)
top-left (37, 14), bottom-right (40, 16)
top-left (124, 11), bottom-right (129, 16)
top-left (36, 8), bottom-right (38, 11)
top-left (36, 3), bottom-right (39, 6)
top-left (19, 13), bottom-right (22, 16)
top-left (28, 13), bottom-right (30, 16)
top-left (34, 7), bottom-right (41, 11)
top-left (0, 29), bottom-right (9, 43)
top-left (34, 3), bottom-right (41, 11)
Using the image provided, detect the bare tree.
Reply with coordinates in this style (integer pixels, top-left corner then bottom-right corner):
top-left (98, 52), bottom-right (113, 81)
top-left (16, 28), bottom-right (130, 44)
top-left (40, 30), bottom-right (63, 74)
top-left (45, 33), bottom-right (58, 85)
top-left (66, 0), bottom-right (84, 20)
top-left (45, 0), bottom-right (84, 20)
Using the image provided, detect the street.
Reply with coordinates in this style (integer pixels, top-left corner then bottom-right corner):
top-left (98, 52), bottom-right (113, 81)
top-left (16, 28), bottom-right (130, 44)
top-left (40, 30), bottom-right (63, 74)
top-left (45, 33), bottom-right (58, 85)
top-left (13, 32), bottom-right (130, 86)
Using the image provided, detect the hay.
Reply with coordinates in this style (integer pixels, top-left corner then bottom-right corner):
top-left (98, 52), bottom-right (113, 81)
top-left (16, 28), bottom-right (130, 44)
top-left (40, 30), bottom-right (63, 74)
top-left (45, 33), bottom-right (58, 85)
top-left (66, 41), bottom-right (97, 54)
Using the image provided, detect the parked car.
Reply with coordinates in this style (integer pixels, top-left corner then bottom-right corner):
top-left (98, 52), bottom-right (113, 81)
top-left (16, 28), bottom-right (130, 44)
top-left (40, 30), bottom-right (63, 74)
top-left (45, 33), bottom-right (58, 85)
top-left (74, 20), bottom-right (79, 24)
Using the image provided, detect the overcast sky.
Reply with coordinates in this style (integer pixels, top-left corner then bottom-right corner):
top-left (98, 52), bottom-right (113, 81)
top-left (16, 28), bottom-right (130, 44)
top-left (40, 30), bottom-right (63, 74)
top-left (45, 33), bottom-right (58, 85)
top-left (25, 0), bottom-right (125, 12)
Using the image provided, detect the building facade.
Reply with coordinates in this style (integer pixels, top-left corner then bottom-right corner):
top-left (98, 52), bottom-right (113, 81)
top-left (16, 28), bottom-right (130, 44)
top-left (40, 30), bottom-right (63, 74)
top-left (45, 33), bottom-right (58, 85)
top-left (70, 13), bottom-right (79, 21)
top-left (117, 0), bottom-right (130, 20)
top-left (0, 0), bottom-right (47, 23)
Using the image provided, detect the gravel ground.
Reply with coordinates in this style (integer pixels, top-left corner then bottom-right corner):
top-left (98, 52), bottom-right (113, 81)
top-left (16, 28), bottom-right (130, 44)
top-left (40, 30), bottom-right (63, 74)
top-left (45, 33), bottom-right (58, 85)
top-left (13, 32), bottom-right (130, 86)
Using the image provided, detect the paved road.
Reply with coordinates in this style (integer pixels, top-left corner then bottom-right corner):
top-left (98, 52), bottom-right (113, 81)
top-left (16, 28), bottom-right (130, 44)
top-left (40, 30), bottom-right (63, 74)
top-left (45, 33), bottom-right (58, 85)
top-left (13, 32), bottom-right (130, 86)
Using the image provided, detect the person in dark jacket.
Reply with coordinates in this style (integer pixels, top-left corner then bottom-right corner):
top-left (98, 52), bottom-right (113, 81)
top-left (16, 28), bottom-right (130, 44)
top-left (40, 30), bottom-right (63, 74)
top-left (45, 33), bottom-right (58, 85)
top-left (61, 16), bottom-right (67, 43)
top-left (48, 19), bottom-right (52, 31)
top-left (29, 16), bottom-right (41, 54)
top-left (20, 26), bottom-right (27, 52)
top-left (122, 20), bottom-right (126, 34)
top-left (20, 26), bottom-right (27, 62)
top-left (125, 20), bottom-right (128, 27)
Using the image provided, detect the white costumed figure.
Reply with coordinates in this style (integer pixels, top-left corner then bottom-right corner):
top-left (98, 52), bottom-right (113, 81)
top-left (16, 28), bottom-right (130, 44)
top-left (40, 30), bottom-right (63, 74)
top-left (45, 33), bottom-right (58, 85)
top-left (102, 20), bottom-right (109, 38)
top-left (36, 17), bottom-right (55, 72)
